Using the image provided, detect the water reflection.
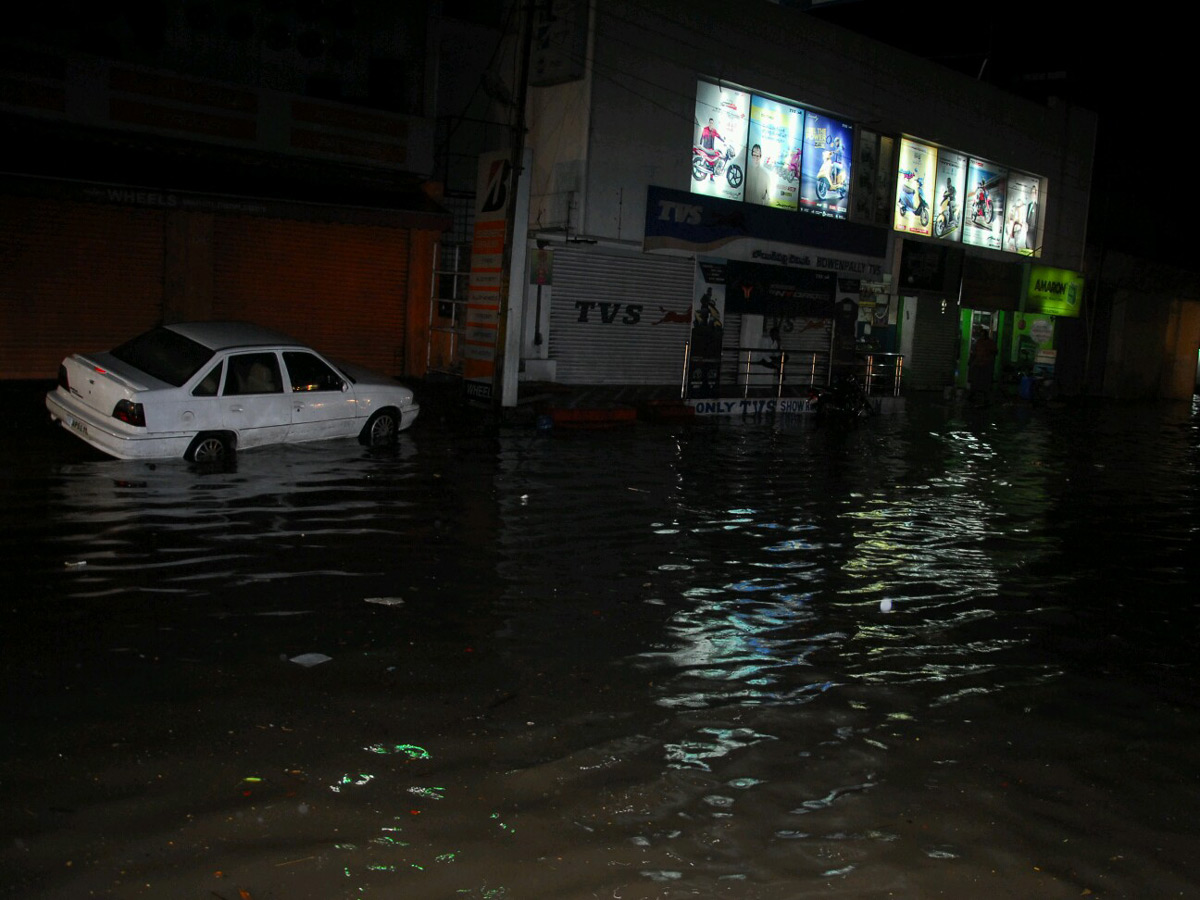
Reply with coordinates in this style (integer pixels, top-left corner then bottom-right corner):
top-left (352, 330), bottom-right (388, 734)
top-left (32, 437), bottom-right (423, 601)
top-left (3, 398), bottom-right (1199, 898)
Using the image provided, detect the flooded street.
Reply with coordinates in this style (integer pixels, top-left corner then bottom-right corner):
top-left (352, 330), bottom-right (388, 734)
top-left (3, 394), bottom-right (1199, 899)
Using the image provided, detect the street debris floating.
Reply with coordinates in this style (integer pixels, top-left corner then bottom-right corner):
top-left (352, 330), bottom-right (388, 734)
top-left (288, 652), bottom-right (332, 667)
top-left (364, 597), bottom-right (405, 607)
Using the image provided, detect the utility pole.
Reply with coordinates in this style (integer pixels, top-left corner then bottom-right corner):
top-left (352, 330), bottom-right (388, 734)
top-left (492, 0), bottom-right (535, 413)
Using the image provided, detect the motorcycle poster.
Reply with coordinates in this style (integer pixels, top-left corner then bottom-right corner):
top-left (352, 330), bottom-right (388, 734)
top-left (692, 81), bottom-right (750, 203)
top-left (688, 262), bottom-right (728, 398)
top-left (963, 158), bottom-right (1007, 252)
top-left (798, 113), bottom-right (852, 219)
top-left (933, 150), bottom-right (967, 242)
top-left (893, 137), bottom-right (936, 236)
top-left (1003, 172), bottom-right (1042, 256)
top-left (745, 95), bottom-right (804, 211)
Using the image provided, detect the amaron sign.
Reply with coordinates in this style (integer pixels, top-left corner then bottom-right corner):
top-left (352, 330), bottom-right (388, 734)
top-left (1025, 266), bottom-right (1083, 317)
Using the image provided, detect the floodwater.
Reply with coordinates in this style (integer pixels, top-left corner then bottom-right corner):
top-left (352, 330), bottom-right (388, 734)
top-left (2, 393), bottom-right (1199, 899)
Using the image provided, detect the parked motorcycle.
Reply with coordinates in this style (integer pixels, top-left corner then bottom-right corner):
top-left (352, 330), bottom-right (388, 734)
top-left (896, 173), bottom-right (929, 227)
top-left (692, 145), bottom-right (744, 189)
top-left (810, 373), bottom-right (873, 421)
top-left (815, 148), bottom-right (847, 201)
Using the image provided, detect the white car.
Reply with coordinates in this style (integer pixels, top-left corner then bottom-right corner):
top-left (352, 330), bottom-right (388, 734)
top-left (45, 321), bottom-right (420, 462)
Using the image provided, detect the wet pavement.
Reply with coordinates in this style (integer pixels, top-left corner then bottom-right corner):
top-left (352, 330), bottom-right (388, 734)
top-left (2, 387), bottom-right (1199, 898)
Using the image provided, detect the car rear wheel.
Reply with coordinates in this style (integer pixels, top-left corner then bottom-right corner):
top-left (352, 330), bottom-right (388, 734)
top-left (186, 431), bottom-right (234, 464)
top-left (361, 409), bottom-right (399, 447)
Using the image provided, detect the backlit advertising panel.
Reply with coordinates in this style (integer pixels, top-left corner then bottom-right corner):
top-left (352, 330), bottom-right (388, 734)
top-left (1026, 265), bottom-right (1083, 317)
top-left (1004, 172), bottom-right (1042, 256)
top-left (963, 159), bottom-right (1007, 251)
top-left (746, 95), bottom-right (804, 210)
top-left (799, 113), bottom-right (852, 219)
top-left (692, 82), bottom-right (750, 202)
top-left (932, 150), bottom-right (967, 242)
top-left (893, 138), bottom-right (936, 236)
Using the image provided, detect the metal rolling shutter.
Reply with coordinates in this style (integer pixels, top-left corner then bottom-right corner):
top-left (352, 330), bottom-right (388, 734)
top-left (548, 249), bottom-right (694, 384)
top-left (908, 297), bottom-right (961, 391)
top-left (0, 196), bottom-right (163, 379)
top-left (212, 217), bottom-right (410, 376)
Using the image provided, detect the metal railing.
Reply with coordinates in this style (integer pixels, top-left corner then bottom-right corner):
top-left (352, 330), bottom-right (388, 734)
top-left (681, 344), bottom-right (903, 401)
top-left (681, 344), bottom-right (831, 400)
top-left (862, 353), bottom-right (903, 396)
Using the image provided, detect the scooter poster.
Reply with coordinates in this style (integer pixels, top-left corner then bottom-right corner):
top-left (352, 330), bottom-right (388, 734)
top-left (746, 95), bottom-right (803, 211)
top-left (893, 138), bottom-right (936, 236)
top-left (798, 113), bottom-right (852, 219)
top-left (963, 158), bottom-right (1007, 252)
top-left (1003, 172), bottom-right (1041, 256)
top-left (933, 150), bottom-right (967, 241)
top-left (692, 81), bottom-right (750, 203)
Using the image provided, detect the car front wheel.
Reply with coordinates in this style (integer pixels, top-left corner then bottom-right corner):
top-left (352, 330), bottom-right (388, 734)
top-left (186, 431), bottom-right (234, 464)
top-left (361, 409), bottom-right (399, 447)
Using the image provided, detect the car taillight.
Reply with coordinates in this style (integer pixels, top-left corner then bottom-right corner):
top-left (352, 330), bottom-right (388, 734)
top-left (58, 364), bottom-right (70, 390)
top-left (113, 400), bottom-right (146, 427)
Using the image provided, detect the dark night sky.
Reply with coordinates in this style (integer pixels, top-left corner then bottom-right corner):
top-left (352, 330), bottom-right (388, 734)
top-left (803, 1), bottom-right (1190, 268)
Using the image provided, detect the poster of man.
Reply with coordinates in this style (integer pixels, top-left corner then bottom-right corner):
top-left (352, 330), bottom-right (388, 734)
top-left (1003, 173), bottom-right (1042, 256)
top-left (692, 82), bottom-right (750, 202)
top-left (746, 95), bottom-right (803, 210)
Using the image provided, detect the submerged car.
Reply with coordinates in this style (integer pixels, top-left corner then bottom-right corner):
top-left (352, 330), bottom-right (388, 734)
top-left (45, 322), bottom-right (419, 462)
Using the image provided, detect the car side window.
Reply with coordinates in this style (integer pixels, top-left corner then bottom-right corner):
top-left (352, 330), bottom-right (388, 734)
top-left (224, 353), bottom-right (282, 395)
top-left (193, 361), bottom-right (224, 397)
top-left (283, 352), bottom-right (345, 393)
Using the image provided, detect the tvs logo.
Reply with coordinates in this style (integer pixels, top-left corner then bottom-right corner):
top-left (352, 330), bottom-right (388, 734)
top-left (480, 159), bottom-right (512, 213)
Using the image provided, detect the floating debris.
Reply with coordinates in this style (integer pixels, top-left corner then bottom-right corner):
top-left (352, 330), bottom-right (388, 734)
top-left (364, 597), bottom-right (405, 607)
top-left (289, 653), bottom-right (332, 667)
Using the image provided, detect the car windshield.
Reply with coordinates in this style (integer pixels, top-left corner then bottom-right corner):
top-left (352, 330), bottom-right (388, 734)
top-left (110, 327), bottom-right (215, 387)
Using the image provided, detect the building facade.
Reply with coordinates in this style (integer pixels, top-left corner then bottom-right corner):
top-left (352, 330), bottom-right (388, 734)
top-left (510, 0), bottom-right (1097, 401)
top-left (1, 3), bottom-right (470, 382)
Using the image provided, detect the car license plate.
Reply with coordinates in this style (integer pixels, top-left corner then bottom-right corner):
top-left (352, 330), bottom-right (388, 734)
top-left (69, 417), bottom-right (89, 436)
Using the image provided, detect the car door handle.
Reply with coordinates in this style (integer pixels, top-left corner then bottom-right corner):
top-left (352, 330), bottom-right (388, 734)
top-left (230, 405), bottom-right (245, 413)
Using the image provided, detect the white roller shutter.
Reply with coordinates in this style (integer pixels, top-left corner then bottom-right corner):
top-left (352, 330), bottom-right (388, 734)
top-left (548, 249), bottom-right (694, 384)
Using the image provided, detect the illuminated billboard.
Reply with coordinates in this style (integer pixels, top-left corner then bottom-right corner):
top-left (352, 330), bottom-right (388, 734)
top-left (933, 150), bottom-right (967, 241)
top-left (746, 95), bottom-right (804, 210)
top-left (963, 158), bottom-right (1007, 251)
top-left (1026, 266), bottom-right (1083, 317)
top-left (688, 80), bottom-right (1049, 260)
top-left (690, 81), bottom-right (852, 221)
top-left (1004, 172), bottom-right (1042, 256)
top-left (893, 138), bottom-right (935, 236)
top-left (692, 82), bottom-right (750, 202)
top-left (889, 135), bottom-right (1044, 258)
top-left (799, 112), bottom-right (852, 220)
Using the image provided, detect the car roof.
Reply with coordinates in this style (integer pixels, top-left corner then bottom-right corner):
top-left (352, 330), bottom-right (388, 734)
top-left (164, 321), bottom-right (304, 351)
